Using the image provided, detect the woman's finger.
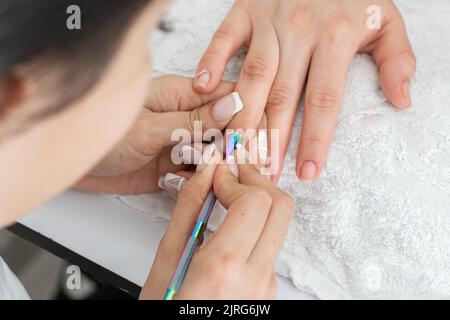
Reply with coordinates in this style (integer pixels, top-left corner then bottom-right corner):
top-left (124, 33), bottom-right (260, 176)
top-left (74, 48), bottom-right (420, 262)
top-left (147, 75), bottom-right (235, 112)
top-left (194, 6), bottom-right (251, 92)
top-left (234, 162), bottom-right (294, 268)
top-left (370, 9), bottom-right (416, 109)
top-left (142, 145), bottom-right (221, 299)
top-left (266, 19), bottom-right (314, 182)
top-left (296, 38), bottom-right (357, 181)
top-left (145, 90), bottom-right (244, 149)
top-left (73, 148), bottom-right (190, 194)
top-left (162, 144), bottom-right (221, 255)
top-left (228, 21), bottom-right (279, 132)
top-left (209, 162), bottom-right (272, 259)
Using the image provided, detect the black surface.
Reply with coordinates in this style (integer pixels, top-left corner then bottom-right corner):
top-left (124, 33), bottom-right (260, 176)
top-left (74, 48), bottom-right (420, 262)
top-left (7, 223), bottom-right (141, 298)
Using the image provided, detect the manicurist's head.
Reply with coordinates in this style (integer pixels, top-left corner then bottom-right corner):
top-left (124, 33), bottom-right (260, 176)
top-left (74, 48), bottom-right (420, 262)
top-left (0, 0), bottom-right (169, 224)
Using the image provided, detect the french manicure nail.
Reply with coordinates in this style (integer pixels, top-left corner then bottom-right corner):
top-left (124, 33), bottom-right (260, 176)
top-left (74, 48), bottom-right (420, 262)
top-left (299, 161), bottom-right (318, 181)
top-left (402, 81), bottom-right (411, 107)
top-left (158, 173), bottom-right (187, 193)
top-left (196, 144), bottom-right (219, 172)
top-left (181, 145), bottom-right (202, 164)
top-left (195, 69), bottom-right (210, 88)
top-left (212, 91), bottom-right (244, 121)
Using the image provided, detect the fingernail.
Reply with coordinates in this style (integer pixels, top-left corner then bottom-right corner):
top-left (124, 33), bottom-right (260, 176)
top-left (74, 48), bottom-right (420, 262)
top-left (196, 144), bottom-right (219, 172)
top-left (227, 152), bottom-right (239, 178)
top-left (158, 173), bottom-right (187, 193)
top-left (195, 69), bottom-right (210, 88)
top-left (299, 161), bottom-right (318, 181)
top-left (181, 145), bottom-right (202, 164)
top-left (212, 91), bottom-right (244, 121)
top-left (402, 81), bottom-right (411, 107)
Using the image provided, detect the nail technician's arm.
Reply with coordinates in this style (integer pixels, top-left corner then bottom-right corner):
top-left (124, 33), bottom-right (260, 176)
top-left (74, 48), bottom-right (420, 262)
top-left (74, 75), bottom-right (242, 194)
top-left (195, 0), bottom-right (416, 181)
top-left (140, 158), bottom-right (294, 299)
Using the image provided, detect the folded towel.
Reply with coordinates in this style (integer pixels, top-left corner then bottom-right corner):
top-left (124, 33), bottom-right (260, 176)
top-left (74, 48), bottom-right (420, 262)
top-left (120, 0), bottom-right (450, 299)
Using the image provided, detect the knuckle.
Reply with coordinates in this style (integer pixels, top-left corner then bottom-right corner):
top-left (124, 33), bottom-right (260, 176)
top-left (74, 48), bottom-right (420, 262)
top-left (242, 56), bottom-right (271, 82)
top-left (307, 85), bottom-right (338, 114)
top-left (287, 5), bottom-right (312, 36)
top-left (171, 86), bottom-right (185, 109)
top-left (216, 249), bottom-right (240, 267)
top-left (214, 23), bottom-right (235, 43)
top-left (324, 15), bottom-right (353, 45)
top-left (304, 133), bottom-right (327, 147)
top-left (267, 83), bottom-right (294, 111)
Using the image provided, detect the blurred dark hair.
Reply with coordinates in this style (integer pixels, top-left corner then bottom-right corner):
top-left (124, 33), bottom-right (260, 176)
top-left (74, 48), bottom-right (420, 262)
top-left (0, 0), bottom-right (151, 129)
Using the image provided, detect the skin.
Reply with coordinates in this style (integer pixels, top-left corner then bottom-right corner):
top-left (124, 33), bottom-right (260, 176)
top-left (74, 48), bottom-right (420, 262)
top-left (140, 158), bottom-right (294, 299)
top-left (195, 0), bottom-right (416, 182)
top-left (0, 0), bottom-right (294, 299)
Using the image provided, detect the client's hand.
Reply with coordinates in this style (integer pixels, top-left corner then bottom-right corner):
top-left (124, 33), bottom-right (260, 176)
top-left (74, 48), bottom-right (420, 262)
top-left (140, 149), bottom-right (294, 299)
top-left (195, 0), bottom-right (416, 181)
top-left (74, 75), bottom-right (242, 194)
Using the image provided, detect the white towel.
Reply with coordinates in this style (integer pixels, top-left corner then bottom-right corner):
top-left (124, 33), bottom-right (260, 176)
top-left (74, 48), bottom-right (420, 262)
top-left (120, 0), bottom-right (450, 299)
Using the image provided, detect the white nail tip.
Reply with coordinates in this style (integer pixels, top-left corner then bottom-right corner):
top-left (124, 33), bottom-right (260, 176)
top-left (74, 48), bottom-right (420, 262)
top-left (181, 145), bottom-right (201, 164)
top-left (157, 176), bottom-right (165, 190)
top-left (231, 92), bottom-right (244, 115)
top-left (160, 173), bottom-right (186, 192)
top-left (196, 69), bottom-right (209, 77)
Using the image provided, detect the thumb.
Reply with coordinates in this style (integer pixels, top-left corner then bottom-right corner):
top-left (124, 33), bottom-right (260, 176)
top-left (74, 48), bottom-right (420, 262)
top-left (372, 11), bottom-right (416, 109)
top-left (147, 75), bottom-right (235, 112)
top-left (153, 91), bottom-right (244, 148)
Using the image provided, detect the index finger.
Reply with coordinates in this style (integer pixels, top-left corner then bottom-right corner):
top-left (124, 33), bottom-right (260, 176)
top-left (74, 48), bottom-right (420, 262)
top-left (210, 162), bottom-right (273, 259)
top-left (229, 22), bottom-right (279, 131)
top-left (236, 163), bottom-right (294, 268)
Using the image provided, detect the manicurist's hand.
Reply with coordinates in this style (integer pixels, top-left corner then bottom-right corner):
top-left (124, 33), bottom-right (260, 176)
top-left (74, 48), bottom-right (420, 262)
top-left (75, 75), bottom-right (243, 194)
top-left (139, 149), bottom-right (294, 299)
top-left (194, 0), bottom-right (416, 181)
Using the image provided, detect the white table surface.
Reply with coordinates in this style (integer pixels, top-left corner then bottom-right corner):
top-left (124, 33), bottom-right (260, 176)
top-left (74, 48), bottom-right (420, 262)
top-left (19, 190), bottom-right (314, 300)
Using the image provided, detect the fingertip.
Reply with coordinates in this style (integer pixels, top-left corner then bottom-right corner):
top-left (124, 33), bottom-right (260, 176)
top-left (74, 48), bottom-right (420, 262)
top-left (378, 53), bottom-right (416, 110)
top-left (213, 163), bottom-right (238, 200)
top-left (193, 69), bottom-right (212, 92)
top-left (193, 63), bottom-right (226, 94)
top-left (381, 79), bottom-right (412, 110)
top-left (296, 160), bottom-right (319, 182)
